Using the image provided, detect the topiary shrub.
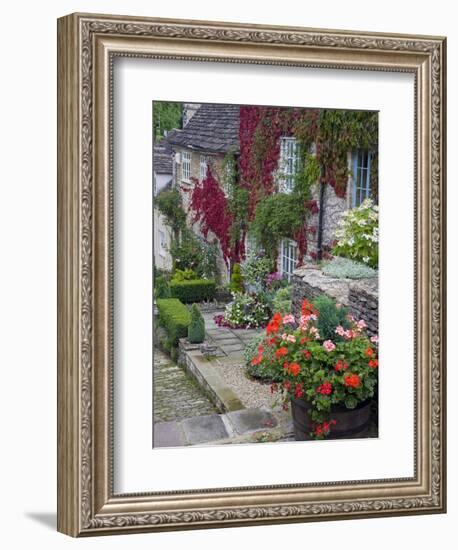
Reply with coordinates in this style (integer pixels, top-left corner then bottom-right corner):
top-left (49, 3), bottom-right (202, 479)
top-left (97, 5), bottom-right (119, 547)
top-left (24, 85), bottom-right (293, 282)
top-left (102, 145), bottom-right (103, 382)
top-left (156, 298), bottom-right (191, 346)
top-left (229, 263), bottom-right (244, 293)
top-left (188, 304), bottom-right (205, 343)
top-left (312, 294), bottom-right (350, 341)
top-left (169, 279), bottom-right (216, 303)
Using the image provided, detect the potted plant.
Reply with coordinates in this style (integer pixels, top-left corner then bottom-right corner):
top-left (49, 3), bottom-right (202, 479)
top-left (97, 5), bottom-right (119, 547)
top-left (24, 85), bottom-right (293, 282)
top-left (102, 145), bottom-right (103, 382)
top-left (250, 296), bottom-right (378, 440)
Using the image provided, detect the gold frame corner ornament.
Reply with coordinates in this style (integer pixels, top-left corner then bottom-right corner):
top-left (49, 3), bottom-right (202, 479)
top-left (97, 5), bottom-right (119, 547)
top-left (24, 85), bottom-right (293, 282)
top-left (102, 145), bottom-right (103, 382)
top-left (57, 12), bottom-right (446, 537)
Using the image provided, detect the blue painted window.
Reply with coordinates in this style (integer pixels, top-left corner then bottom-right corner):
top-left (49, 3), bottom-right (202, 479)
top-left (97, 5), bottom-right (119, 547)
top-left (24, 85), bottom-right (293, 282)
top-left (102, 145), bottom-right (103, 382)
top-left (352, 150), bottom-right (372, 207)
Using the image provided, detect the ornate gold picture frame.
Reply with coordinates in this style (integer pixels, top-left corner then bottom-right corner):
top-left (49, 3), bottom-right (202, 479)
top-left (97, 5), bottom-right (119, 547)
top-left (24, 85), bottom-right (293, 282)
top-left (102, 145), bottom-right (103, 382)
top-left (57, 12), bottom-right (446, 536)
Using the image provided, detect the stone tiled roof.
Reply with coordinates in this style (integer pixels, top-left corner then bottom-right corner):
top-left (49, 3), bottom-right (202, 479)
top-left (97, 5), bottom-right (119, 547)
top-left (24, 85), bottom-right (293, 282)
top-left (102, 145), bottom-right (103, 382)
top-left (153, 130), bottom-right (180, 174)
top-left (167, 103), bottom-right (239, 154)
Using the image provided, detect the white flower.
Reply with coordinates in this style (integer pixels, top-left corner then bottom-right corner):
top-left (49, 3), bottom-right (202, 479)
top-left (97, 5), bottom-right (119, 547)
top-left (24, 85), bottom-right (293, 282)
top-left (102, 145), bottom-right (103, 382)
top-left (362, 256), bottom-right (370, 263)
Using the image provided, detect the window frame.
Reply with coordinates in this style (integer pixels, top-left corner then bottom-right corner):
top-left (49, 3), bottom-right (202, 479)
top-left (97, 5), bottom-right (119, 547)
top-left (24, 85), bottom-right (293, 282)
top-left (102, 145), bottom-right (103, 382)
top-left (278, 136), bottom-right (299, 193)
top-left (351, 149), bottom-right (372, 207)
top-left (199, 154), bottom-right (209, 181)
top-left (280, 238), bottom-right (298, 281)
top-left (181, 150), bottom-right (191, 183)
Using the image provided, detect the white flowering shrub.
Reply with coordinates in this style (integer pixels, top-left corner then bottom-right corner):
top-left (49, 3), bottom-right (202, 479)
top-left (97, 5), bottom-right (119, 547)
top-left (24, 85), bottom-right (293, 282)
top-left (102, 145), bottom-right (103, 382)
top-left (332, 198), bottom-right (378, 268)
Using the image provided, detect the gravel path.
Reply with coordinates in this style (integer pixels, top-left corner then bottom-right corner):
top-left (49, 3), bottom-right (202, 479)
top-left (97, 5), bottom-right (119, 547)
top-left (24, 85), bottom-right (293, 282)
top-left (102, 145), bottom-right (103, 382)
top-left (212, 356), bottom-right (279, 410)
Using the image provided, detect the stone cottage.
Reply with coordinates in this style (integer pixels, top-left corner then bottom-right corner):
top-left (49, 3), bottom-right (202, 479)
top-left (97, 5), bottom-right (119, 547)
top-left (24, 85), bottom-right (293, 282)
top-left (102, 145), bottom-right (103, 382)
top-left (163, 103), bottom-right (375, 282)
top-left (168, 103), bottom-right (240, 282)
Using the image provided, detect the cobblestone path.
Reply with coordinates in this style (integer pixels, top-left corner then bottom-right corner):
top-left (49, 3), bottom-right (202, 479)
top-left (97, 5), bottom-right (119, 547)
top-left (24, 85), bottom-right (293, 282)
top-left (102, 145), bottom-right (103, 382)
top-left (153, 348), bottom-right (218, 423)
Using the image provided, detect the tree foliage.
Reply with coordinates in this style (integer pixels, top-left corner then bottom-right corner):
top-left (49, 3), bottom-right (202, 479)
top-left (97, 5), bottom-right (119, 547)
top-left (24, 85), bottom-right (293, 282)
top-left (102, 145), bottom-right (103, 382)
top-left (153, 101), bottom-right (182, 140)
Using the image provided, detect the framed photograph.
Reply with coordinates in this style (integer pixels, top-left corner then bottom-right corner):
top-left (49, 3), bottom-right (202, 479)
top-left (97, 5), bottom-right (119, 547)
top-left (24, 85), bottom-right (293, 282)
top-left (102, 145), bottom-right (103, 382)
top-left (57, 13), bottom-right (446, 536)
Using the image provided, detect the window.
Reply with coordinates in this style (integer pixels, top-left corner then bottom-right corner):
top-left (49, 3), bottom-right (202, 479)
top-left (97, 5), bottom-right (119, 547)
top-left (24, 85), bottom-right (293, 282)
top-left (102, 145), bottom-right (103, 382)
top-left (280, 239), bottom-right (297, 281)
top-left (278, 137), bottom-right (299, 193)
top-left (352, 150), bottom-right (372, 207)
top-left (181, 151), bottom-right (191, 183)
top-left (245, 232), bottom-right (258, 255)
top-left (199, 155), bottom-right (209, 181)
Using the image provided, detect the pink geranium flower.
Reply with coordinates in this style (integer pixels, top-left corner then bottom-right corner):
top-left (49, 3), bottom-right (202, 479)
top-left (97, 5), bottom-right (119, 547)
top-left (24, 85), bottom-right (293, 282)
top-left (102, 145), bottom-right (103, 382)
top-left (335, 325), bottom-right (346, 336)
top-left (282, 314), bottom-right (295, 324)
top-left (370, 335), bottom-right (379, 344)
top-left (323, 340), bottom-right (336, 352)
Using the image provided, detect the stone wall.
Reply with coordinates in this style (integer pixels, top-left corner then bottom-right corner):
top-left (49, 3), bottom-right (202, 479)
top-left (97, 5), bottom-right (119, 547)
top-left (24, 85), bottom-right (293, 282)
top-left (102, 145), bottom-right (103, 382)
top-left (348, 280), bottom-right (378, 337)
top-left (307, 161), bottom-right (351, 258)
top-left (292, 266), bottom-right (378, 337)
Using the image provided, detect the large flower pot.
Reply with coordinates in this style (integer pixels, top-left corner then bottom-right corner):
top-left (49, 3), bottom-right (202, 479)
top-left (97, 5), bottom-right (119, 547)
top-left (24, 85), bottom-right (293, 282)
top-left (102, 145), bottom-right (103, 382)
top-left (290, 397), bottom-right (372, 441)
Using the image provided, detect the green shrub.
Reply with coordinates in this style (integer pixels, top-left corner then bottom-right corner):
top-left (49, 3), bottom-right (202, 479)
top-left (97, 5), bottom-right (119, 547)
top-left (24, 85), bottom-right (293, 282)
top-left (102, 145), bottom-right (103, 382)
top-left (312, 295), bottom-right (350, 341)
top-left (230, 263), bottom-right (244, 293)
top-left (169, 279), bottom-right (216, 303)
top-left (272, 285), bottom-right (292, 314)
top-left (188, 304), bottom-right (205, 343)
top-left (156, 298), bottom-right (191, 346)
top-left (154, 275), bottom-right (171, 298)
top-left (241, 252), bottom-right (273, 292)
top-left (171, 268), bottom-right (197, 283)
top-left (322, 256), bottom-right (377, 279)
top-left (170, 228), bottom-right (219, 279)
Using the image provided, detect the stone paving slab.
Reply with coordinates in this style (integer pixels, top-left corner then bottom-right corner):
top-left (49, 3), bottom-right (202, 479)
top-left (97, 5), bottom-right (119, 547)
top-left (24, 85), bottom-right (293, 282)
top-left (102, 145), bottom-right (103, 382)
top-left (154, 421), bottom-right (187, 448)
top-left (227, 408), bottom-right (278, 435)
top-left (154, 408), bottom-right (293, 448)
top-left (181, 414), bottom-right (228, 444)
top-left (220, 344), bottom-right (245, 353)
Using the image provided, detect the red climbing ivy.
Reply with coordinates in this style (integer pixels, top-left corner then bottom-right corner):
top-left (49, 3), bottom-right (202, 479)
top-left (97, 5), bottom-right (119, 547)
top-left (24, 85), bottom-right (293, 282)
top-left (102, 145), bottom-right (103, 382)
top-left (189, 165), bottom-right (235, 265)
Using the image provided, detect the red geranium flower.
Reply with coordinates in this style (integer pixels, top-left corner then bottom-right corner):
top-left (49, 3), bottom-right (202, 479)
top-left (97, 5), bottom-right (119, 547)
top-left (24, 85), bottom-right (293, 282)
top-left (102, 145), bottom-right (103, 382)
top-left (294, 383), bottom-right (304, 398)
top-left (288, 362), bottom-right (301, 376)
top-left (316, 382), bottom-right (333, 395)
top-left (283, 380), bottom-right (291, 392)
top-left (266, 320), bottom-right (280, 335)
top-left (365, 347), bottom-right (374, 357)
top-left (335, 359), bottom-right (348, 371)
top-left (272, 312), bottom-right (283, 323)
top-left (302, 350), bottom-right (311, 360)
top-left (275, 346), bottom-right (288, 359)
top-left (344, 373), bottom-right (361, 388)
top-left (368, 359), bottom-right (379, 368)
top-left (301, 299), bottom-right (318, 317)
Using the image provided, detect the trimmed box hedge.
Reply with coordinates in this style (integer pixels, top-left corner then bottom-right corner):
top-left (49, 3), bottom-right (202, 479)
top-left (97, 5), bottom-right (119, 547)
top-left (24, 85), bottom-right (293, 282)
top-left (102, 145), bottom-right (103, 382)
top-left (169, 279), bottom-right (216, 303)
top-left (156, 298), bottom-right (191, 345)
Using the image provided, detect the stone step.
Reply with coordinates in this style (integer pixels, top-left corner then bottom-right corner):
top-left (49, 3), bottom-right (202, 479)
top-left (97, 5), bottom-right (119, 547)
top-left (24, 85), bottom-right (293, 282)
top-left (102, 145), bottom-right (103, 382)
top-left (153, 408), bottom-right (288, 448)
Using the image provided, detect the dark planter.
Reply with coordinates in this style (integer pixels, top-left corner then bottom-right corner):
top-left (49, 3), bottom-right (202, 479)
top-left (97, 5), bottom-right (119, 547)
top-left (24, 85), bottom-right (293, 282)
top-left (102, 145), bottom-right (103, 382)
top-left (290, 397), bottom-right (372, 441)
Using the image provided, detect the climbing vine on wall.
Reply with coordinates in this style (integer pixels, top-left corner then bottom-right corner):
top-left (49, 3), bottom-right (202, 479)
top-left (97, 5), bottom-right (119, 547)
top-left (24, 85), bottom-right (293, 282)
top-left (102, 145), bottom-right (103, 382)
top-left (189, 165), bottom-right (234, 265)
top-left (240, 105), bottom-right (378, 263)
top-left (187, 105), bottom-right (378, 269)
